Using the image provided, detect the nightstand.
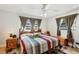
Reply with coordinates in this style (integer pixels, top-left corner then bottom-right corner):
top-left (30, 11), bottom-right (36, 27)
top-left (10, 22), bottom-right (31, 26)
top-left (59, 37), bottom-right (65, 46)
top-left (6, 38), bottom-right (17, 53)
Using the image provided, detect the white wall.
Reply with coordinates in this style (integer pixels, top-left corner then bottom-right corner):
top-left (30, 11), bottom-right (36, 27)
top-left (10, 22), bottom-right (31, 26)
top-left (47, 18), bottom-right (57, 36)
top-left (40, 18), bottom-right (48, 33)
top-left (40, 18), bottom-right (57, 36)
top-left (0, 11), bottom-right (21, 47)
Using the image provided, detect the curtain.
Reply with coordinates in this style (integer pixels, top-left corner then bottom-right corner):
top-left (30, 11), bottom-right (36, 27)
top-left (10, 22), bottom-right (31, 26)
top-left (19, 16), bottom-right (33, 32)
top-left (38, 19), bottom-right (41, 29)
top-left (19, 16), bottom-right (27, 28)
top-left (65, 14), bottom-right (77, 44)
top-left (32, 19), bottom-right (41, 32)
top-left (56, 18), bottom-right (61, 36)
top-left (19, 16), bottom-right (41, 32)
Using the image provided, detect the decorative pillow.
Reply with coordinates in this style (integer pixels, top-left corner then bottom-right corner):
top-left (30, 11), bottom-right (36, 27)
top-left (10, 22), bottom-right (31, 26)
top-left (29, 35), bottom-right (34, 39)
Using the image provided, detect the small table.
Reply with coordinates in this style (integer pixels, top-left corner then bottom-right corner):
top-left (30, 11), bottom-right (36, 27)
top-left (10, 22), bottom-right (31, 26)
top-left (6, 38), bottom-right (17, 53)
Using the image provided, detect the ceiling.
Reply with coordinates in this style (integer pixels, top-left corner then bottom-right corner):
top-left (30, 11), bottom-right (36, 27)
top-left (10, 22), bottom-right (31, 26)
top-left (0, 4), bottom-right (78, 18)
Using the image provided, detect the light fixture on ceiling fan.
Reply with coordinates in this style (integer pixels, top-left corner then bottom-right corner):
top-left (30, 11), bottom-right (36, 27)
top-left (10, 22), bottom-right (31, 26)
top-left (41, 4), bottom-right (47, 18)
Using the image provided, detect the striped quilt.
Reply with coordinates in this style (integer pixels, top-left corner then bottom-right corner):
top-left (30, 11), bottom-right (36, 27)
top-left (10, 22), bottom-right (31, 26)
top-left (20, 34), bottom-right (58, 54)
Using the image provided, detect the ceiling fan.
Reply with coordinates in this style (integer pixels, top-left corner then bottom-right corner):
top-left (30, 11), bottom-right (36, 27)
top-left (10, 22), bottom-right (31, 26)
top-left (41, 4), bottom-right (48, 18)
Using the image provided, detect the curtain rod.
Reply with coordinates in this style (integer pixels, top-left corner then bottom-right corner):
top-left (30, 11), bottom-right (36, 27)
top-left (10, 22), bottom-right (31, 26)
top-left (19, 16), bottom-right (42, 20)
top-left (56, 13), bottom-right (78, 19)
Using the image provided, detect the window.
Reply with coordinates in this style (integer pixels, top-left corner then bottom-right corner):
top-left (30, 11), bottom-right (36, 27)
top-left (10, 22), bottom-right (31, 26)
top-left (20, 16), bottom-right (41, 32)
top-left (59, 18), bottom-right (67, 38)
top-left (59, 19), bottom-right (68, 30)
top-left (24, 19), bottom-right (32, 32)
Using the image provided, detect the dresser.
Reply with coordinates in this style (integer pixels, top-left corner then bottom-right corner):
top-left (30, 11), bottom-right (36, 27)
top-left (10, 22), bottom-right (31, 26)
top-left (6, 38), bottom-right (17, 53)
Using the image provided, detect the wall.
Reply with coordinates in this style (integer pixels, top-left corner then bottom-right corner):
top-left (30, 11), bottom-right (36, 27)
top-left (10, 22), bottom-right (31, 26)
top-left (0, 11), bottom-right (21, 47)
top-left (40, 18), bottom-right (48, 33)
top-left (47, 18), bottom-right (57, 36)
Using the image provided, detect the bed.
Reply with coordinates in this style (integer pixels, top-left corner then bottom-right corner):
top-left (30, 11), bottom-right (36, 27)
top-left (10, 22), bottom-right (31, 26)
top-left (19, 32), bottom-right (59, 54)
top-left (19, 16), bottom-right (59, 54)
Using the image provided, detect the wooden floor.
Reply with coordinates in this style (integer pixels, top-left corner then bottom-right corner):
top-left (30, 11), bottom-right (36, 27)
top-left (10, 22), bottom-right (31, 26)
top-left (60, 47), bottom-right (79, 54)
top-left (0, 47), bottom-right (6, 54)
top-left (0, 47), bottom-right (79, 54)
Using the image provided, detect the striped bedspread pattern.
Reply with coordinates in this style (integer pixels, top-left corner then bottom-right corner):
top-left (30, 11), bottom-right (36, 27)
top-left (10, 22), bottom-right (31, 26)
top-left (20, 35), bottom-right (58, 54)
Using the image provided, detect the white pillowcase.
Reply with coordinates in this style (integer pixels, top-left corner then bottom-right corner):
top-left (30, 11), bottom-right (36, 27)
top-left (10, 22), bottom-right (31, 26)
top-left (21, 33), bottom-right (33, 38)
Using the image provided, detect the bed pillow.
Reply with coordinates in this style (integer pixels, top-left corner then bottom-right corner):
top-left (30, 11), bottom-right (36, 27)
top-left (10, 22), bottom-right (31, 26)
top-left (21, 33), bottom-right (33, 38)
top-left (33, 32), bottom-right (39, 35)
